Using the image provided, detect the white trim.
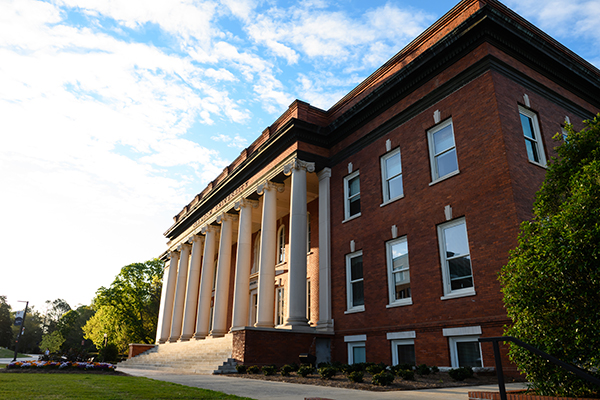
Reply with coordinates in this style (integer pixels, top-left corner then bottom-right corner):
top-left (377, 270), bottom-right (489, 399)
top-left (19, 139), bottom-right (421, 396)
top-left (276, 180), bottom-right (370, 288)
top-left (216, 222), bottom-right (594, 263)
top-left (342, 213), bottom-right (362, 223)
top-left (390, 338), bottom-right (415, 366)
top-left (346, 250), bottom-right (365, 313)
top-left (437, 217), bottom-right (475, 297)
top-left (518, 106), bottom-right (547, 167)
top-left (386, 236), bottom-right (411, 307)
top-left (428, 118), bottom-right (459, 182)
top-left (440, 290), bottom-right (476, 301)
top-left (380, 147), bottom-right (404, 203)
top-left (428, 169), bottom-right (460, 186)
top-left (343, 170), bottom-right (361, 221)
top-left (449, 335), bottom-right (483, 368)
top-left (443, 326), bottom-right (482, 337)
top-left (386, 331), bottom-right (416, 340)
top-left (276, 224), bottom-right (286, 265)
top-left (345, 334), bottom-right (367, 342)
top-left (347, 341), bottom-right (366, 365)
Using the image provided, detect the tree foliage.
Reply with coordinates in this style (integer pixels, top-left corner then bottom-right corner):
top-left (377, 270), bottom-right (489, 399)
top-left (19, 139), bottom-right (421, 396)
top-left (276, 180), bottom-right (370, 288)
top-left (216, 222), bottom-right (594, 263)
top-left (43, 298), bottom-right (71, 334)
top-left (0, 296), bottom-right (13, 348)
top-left (83, 259), bottom-right (163, 353)
top-left (11, 308), bottom-right (43, 354)
top-left (500, 116), bottom-right (600, 397)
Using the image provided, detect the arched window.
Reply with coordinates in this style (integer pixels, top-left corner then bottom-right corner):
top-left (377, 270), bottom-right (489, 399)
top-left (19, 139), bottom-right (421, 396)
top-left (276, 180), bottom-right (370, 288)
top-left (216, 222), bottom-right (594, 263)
top-left (251, 231), bottom-right (261, 274)
top-left (277, 225), bottom-right (286, 264)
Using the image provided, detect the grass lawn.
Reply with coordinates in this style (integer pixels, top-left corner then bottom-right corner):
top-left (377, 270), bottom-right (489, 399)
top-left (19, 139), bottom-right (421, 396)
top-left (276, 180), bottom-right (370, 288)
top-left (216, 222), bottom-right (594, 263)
top-left (0, 348), bottom-right (29, 358)
top-left (0, 373), bottom-right (254, 400)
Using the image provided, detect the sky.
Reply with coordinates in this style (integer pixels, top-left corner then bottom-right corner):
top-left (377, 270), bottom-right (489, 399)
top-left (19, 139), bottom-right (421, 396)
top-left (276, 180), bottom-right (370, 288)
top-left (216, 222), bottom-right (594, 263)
top-left (1, 0), bottom-right (599, 315)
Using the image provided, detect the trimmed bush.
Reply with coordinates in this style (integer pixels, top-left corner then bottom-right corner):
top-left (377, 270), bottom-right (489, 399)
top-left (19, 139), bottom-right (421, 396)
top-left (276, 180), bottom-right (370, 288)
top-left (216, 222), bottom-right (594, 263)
top-left (372, 371), bottom-right (395, 386)
top-left (298, 365), bottom-right (314, 377)
top-left (317, 362), bottom-right (330, 369)
top-left (235, 364), bottom-right (247, 374)
top-left (318, 366), bottom-right (336, 380)
top-left (449, 366), bottom-right (474, 381)
top-left (431, 366), bottom-right (439, 373)
top-left (365, 362), bottom-right (386, 375)
top-left (289, 363), bottom-right (299, 372)
top-left (415, 364), bottom-right (431, 376)
top-left (247, 365), bottom-right (260, 374)
top-left (398, 369), bottom-right (415, 380)
top-left (280, 364), bottom-right (293, 377)
top-left (262, 365), bottom-right (277, 376)
top-left (347, 370), bottom-right (364, 383)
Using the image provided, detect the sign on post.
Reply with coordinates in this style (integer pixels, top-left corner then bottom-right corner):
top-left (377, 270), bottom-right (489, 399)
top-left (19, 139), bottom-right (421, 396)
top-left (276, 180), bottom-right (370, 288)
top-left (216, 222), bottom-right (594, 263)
top-left (14, 311), bottom-right (24, 326)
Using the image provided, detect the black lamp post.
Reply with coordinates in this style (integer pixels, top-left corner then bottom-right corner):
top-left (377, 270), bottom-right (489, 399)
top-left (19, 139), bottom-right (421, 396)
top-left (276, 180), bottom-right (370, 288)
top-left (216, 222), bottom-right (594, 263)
top-left (12, 301), bottom-right (29, 362)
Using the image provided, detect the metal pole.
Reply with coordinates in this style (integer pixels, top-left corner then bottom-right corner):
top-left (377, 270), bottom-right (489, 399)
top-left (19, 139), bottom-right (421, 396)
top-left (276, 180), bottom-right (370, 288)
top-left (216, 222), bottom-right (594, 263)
top-left (492, 340), bottom-right (507, 400)
top-left (12, 301), bottom-right (29, 362)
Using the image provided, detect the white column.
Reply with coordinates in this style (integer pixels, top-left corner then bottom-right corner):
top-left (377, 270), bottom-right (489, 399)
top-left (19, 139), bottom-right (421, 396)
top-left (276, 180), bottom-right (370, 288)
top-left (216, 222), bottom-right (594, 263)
top-left (180, 235), bottom-right (204, 341)
top-left (284, 159), bottom-right (315, 328)
top-left (211, 213), bottom-right (237, 337)
top-left (194, 225), bottom-right (219, 339)
top-left (316, 168), bottom-right (334, 332)
top-left (255, 180), bottom-right (284, 328)
top-left (156, 251), bottom-right (179, 344)
top-left (168, 243), bottom-right (191, 342)
top-left (231, 199), bottom-right (258, 330)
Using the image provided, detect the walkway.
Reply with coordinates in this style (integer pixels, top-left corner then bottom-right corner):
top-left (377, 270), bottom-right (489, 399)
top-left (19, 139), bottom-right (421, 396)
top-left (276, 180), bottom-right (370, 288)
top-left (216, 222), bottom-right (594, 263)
top-left (119, 366), bottom-right (527, 400)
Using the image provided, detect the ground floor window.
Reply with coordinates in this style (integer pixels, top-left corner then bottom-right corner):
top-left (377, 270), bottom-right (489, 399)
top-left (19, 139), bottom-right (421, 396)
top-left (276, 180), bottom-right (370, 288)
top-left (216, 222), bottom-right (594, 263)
top-left (391, 339), bottom-right (415, 366)
top-left (345, 334), bottom-right (367, 364)
top-left (449, 335), bottom-right (482, 368)
top-left (275, 287), bottom-right (285, 326)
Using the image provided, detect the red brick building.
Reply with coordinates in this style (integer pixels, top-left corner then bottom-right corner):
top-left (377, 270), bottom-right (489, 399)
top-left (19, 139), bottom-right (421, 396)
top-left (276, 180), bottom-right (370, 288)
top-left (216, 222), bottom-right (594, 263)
top-left (146, 0), bottom-right (600, 373)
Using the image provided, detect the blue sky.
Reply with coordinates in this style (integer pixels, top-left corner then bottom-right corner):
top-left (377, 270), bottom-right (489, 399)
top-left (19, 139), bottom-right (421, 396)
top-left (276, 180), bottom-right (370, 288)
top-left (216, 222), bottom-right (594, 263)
top-left (1, 0), bottom-right (599, 313)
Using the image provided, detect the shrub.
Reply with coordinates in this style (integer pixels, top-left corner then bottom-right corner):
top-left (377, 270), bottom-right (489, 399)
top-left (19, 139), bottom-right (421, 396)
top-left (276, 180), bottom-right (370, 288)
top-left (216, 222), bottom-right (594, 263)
top-left (318, 366), bottom-right (336, 380)
top-left (262, 365), bottom-right (277, 376)
top-left (347, 370), bottom-right (364, 383)
top-left (280, 364), bottom-right (293, 377)
top-left (365, 362), bottom-right (386, 375)
top-left (449, 366), bottom-right (474, 381)
top-left (372, 371), bottom-right (395, 386)
top-left (298, 365), bottom-right (314, 377)
top-left (247, 365), bottom-right (260, 374)
top-left (415, 364), bottom-right (431, 375)
top-left (398, 369), bottom-right (415, 380)
top-left (317, 362), bottom-right (330, 369)
top-left (431, 366), bottom-right (439, 373)
top-left (288, 363), bottom-right (299, 372)
top-left (235, 364), bottom-right (247, 374)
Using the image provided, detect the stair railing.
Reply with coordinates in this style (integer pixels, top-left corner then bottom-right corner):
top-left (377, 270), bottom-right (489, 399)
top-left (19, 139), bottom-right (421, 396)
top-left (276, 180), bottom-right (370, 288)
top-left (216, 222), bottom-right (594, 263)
top-left (479, 336), bottom-right (600, 400)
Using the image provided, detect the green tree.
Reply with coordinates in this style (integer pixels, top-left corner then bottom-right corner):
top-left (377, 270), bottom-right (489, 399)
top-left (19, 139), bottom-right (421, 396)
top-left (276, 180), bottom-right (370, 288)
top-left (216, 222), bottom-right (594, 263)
top-left (43, 298), bottom-right (71, 334)
top-left (0, 296), bottom-right (13, 348)
top-left (40, 331), bottom-right (64, 353)
top-left (83, 259), bottom-right (163, 353)
top-left (11, 308), bottom-right (43, 354)
top-left (500, 115), bottom-right (600, 397)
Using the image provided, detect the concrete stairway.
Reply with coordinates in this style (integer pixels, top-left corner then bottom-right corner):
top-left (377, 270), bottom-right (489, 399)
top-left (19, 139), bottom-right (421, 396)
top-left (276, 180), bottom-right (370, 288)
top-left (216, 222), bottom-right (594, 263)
top-left (118, 334), bottom-right (236, 375)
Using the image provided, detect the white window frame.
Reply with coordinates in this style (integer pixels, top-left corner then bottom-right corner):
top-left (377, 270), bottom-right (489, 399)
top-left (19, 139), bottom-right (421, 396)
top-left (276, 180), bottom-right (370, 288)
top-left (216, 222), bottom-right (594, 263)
top-left (438, 218), bottom-right (476, 300)
top-left (248, 289), bottom-right (258, 326)
top-left (428, 118), bottom-right (459, 184)
top-left (449, 335), bottom-right (483, 368)
top-left (391, 339), bottom-right (416, 366)
top-left (345, 335), bottom-right (367, 365)
top-left (306, 279), bottom-right (311, 322)
top-left (380, 147), bottom-right (404, 205)
top-left (251, 231), bottom-right (261, 274)
top-left (307, 212), bottom-right (311, 253)
top-left (345, 250), bottom-right (365, 313)
top-left (343, 170), bottom-right (361, 222)
top-left (386, 236), bottom-right (412, 307)
top-left (275, 287), bottom-right (285, 326)
top-left (277, 225), bottom-right (286, 264)
top-left (519, 106), bottom-right (547, 167)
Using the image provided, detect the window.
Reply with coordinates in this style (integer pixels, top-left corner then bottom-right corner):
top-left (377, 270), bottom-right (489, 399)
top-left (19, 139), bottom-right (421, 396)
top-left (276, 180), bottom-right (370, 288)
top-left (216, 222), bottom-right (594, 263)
top-left (251, 231), bottom-right (261, 274)
top-left (306, 279), bottom-right (311, 322)
top-left (449, 336), bottom-right (483, 368)
top-left (519, 106), bottom-right (546, 166)
top-left (307, 213), bottom-right (311, 253)
top-left (343, 171), bottom-right (361, 220)
top-left (386, 237), bottom-right (411, 306)
top-left (438, 218), bottom-right (475, 298)
top-left (345, 251), bottom-right (364, 312)
top-left (249, 291), bottom-right (258, 326)
top-left (428, 119), bottom-right (459, 182)
top-left (391, 339), bottom-right (416, 366)
top-left (276, 287), bottom-right (285, 325)
top-left (212, 260), bottom-right (218, 290)
top-left (345, 335), bottom-right (367, 364)
top-left (381, 148), bottom-right (403, 203)
top-left (277, 225), bottom-right (286, 264)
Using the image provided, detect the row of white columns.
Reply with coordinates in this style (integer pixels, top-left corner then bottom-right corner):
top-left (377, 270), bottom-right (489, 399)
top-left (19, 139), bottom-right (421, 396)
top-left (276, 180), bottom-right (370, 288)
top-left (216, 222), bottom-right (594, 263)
top-left (155, 160), bottom-right (333, 344)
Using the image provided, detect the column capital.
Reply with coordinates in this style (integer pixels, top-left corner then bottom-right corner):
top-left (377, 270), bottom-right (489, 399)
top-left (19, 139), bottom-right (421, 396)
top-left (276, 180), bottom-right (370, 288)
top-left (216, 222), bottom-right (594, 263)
top-left (169, 249), bottom-right (180, 259)
top-left (318, 167), bottom-right (332, 180)
top-left (216, 213), bottom-right (238, 224)
top-left (177, 243), bottom-right (192, 252)
top-left (189, 234), bottom-right (204, 244)
top-left (234, 198), bottom-right (258, 210)
top-left (201, 224), bottom-right (220, 235)
top-left (283, 158), bottom-right (315, 175)
top-left (257, 180), bottom-right (284, 195)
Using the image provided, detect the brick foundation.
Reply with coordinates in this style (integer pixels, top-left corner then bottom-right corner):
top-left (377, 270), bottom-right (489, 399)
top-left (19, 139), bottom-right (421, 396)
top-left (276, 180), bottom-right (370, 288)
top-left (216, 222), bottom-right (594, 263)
top-left (128, 343), bottom-right (156, 359)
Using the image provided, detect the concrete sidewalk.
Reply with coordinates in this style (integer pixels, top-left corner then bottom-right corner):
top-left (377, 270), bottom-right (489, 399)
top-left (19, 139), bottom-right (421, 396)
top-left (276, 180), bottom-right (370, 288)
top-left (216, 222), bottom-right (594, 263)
top-left (118, 366), bottom-right (527, 400)
top-left (0, 354), bottom-right (40, 363)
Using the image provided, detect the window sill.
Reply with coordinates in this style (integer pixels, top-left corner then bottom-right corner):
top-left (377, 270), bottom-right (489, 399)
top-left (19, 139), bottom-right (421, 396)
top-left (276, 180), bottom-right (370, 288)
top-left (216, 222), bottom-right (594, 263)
top-left (528, 159), bottom-right (547, 169)
top-left (342, 213), bottom-right (361, 224)
top-left (429, 169), bottom-right (460, 186)
top-left (380, 195), bottom-right (404, 208)
top-left (386, 299), bottom-right (413, 308)
top-left (344, 306), bottom-right (365, 314)
top-left (440, 289), bottom-right (476, 301)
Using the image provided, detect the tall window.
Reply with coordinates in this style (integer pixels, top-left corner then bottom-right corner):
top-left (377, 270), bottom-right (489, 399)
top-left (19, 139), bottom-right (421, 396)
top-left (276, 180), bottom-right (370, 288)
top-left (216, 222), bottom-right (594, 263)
top-left (428, 119), bottom-right (459, 182)
top-left (519, 106), bottom-right (546, 166)
top-left (277, 225), bottom-right (286, 264)
top-left (249, 291), bottom-right (258, 326)
top-left (251, 231), bottom-right (261, 274)
top-left (381, 148), bottom-right (403, 203)
top-left (438, 218), bottom-right (474, 298)
top-left (343, 171), bottom-right (361, 220)
top-left (386, 237), bottom-right (411, 306)
top-left (307, 213), bottom-right (311, 253)
top-left (346, 251), bottom-right (364, 312)
top-left (306, 279), bottom-right (311, 322)
top-left (276, 287), bottom-right (285, 325)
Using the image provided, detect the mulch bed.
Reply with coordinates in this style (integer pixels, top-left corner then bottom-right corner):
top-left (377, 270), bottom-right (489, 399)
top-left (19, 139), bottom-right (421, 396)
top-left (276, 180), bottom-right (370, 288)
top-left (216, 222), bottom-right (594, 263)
top-left (226, 370), bottom-right (522, 391)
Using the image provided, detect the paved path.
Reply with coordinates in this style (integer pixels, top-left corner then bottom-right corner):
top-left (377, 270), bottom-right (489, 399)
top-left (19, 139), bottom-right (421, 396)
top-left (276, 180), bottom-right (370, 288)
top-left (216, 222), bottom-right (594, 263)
top-left (0, 354), bottom-right (40, 363)
top-left (119, 366), bottom-right (527, 400)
